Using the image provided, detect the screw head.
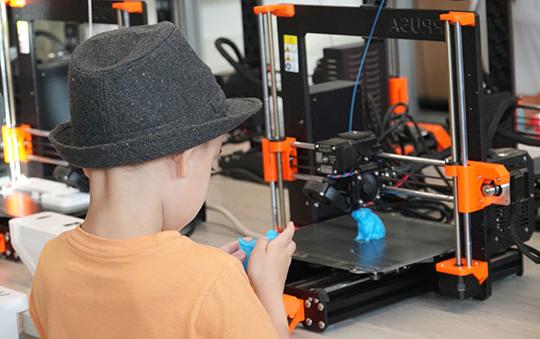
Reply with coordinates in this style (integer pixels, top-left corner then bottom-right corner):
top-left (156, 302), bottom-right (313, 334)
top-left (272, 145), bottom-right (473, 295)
top-left (318, 321), bottom-right (326, 330)
top-left (305, 318), bottom-right (313, 326)
top-left (317, 303), bottom-right (325, 311)
top-left (305, 299), bottom-right (312, 308)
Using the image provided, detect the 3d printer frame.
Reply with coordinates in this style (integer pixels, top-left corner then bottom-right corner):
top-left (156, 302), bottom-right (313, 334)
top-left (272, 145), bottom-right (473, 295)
top-left (255, 3), bottom-right (532, 332)
top-left (5, 0), bottom-right (147, 177)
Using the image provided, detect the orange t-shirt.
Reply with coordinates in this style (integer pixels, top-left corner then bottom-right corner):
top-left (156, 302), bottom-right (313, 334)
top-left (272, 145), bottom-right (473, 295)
top-left (29, 227), bottom-right (278, 339)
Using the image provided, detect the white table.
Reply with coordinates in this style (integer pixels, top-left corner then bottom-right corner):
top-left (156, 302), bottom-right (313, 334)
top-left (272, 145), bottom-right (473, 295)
top-left (2, 176), bottom-right (539, 338)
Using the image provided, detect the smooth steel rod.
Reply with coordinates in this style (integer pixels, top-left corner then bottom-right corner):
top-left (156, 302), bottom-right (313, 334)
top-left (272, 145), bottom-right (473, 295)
top-left (0, 2), bottom-right (20, 181)
top-left (258, 13), bottom-right (278, 228)
top-left (294, 173), bottom-right (324, 182)
top-left (28, 155), bottom-right (69, 167)
top-left (454, 21), bottom-right (472, 268)
top-left (292, 141), bottom-right (316, 150)
top-left (382, 186), bottom-right (453, 202)
top-left (379, 152), bottom-right (446, 166)
top-left (27, 128), bottom-right (50, 138)
top-left (445, 20), bottom-right (463, 267)
top-left (260, 13), bottom-right (287, 230)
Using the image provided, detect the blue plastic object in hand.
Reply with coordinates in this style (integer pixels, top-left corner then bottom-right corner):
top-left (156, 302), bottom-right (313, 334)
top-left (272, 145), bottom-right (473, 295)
top-left (352, 208), bottom-right (385, 242)
top-left (238, 230), bottom-right (279, 270)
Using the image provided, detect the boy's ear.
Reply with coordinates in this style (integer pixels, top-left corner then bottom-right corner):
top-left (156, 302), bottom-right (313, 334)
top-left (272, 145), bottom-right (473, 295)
top-left (82, 168), bottom-right (90, 177)
top-left (173, 149), bottom-right (195, 178)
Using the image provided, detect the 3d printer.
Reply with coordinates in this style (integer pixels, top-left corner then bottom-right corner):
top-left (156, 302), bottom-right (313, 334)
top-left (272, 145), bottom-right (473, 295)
top-left (254, 3), bottom-right (538, 333)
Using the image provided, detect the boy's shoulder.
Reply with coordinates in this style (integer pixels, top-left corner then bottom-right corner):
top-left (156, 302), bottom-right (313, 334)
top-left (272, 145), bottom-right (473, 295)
top-left (177, 238), bottom-right (243, 272)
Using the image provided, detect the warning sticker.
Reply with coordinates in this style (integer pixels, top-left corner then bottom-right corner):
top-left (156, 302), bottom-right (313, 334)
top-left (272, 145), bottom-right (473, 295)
top-left (283, 34), bottom-right (299, 73)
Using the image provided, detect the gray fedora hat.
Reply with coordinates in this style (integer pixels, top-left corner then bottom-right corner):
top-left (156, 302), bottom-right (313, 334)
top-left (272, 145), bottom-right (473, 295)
top-left (49, 21), bottom-right (261, 168)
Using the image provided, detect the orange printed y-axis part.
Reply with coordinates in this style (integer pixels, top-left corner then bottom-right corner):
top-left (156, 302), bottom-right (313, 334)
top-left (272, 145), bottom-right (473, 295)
top-left (254, 4), bottom-right (295, 17)
top-left (439, 12), bottom-right (475, 27)
top-left (112, 1), bottom-right (143, 14)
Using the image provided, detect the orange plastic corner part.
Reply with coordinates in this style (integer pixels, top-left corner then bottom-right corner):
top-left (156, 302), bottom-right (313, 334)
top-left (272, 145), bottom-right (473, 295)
top-left (388, 77), bottom-right (409, 114)
top-left (0, 233), bottom-right (5, 254)
top-left (253, 4), bottom-right (295, 17)
top-left (445, 161), bottom-right (509, 213)
top-left (5, 0), bottom-right (25, 7)
top-left (436, 258), bottom-right (488, 284)
top-left (283, 294), bottom-right (305, 333)
top-left (2, 124), bottom-right (32, 164)
top-left (262, 137), bottom-right (297, 183)
top-left (112, 1), bottom-right (143, 14)
top-left (416, 122), bottom-right (451, 151)
top-left (439, 11), bottom-right (475, 27)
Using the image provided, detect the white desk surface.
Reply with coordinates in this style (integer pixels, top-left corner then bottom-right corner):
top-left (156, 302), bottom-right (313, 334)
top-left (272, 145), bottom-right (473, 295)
top-left (2, 175), bottom-right (539, 339)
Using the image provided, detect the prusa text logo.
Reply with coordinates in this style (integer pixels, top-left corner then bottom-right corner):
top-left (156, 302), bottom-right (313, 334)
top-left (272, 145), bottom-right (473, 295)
top-left (389, 17), bottom-right (443, 35)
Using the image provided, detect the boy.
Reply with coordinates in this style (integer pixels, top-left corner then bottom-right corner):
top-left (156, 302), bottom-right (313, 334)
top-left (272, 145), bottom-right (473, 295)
top-left (30, 22), bottom-right (295, 339)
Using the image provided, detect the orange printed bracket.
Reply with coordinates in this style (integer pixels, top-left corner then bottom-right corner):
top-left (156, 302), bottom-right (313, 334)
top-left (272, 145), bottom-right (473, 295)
top-left (445, 161), bottom-right (510, 214)
top-left (261, 137), bottom-right (297, 183)
top-left (112, 1), bottom-right (143, 14)
top-left (439, 11), bottom-right (475, 27)
top-left (283, 294), bottom-right (305, 333)
top-left (436, 258), bottom-right (488, 284)
top-left (2, 124), bottom-right (33, 164)
top-left (254, 4), bottom-right (295, 18)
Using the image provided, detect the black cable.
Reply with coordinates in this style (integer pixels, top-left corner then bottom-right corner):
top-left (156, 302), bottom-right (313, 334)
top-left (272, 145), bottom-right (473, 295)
top-left (496, 127), bottom-right (540, 147)
top-left (214, 37), bottom-right (262, 90)
top-left (509, 204), bottom-right (540, 264)
top-left (35, 30), bottom-right (65, 51)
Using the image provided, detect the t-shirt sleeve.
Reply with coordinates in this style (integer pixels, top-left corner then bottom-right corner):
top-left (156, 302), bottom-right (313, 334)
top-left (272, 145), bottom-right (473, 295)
top-left (195, 260), bottom-right (279, 339)
top-left (29, 288), bottom-right (47, 339)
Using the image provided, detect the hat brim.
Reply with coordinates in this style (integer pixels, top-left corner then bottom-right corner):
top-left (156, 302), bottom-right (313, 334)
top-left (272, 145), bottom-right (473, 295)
top-left (49, 97), bottom-right (262, 168)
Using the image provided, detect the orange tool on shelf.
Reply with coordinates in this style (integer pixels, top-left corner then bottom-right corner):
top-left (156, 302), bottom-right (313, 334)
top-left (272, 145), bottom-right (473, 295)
top-left (388, 77), bottom-right (409, 114)
top-left (253, 4), bottom-right (295, 17)
top-left (1, 124), bottom-right (33, 164)
top-left (112, 1), bottom-right (143, 14)
top-left (439, 11), bottom-right (476, 26)
top-left (445, 161), bottom-right (510, 214)
top-left (261, 137), bottom-right (298, 183)
top-left (436, 258), bottom-right (488, 284)
top-left (283, 294), bottom-right (305, 332)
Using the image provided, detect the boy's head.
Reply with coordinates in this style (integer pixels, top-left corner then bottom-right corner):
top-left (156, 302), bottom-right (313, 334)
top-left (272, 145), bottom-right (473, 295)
top-left (49, 22), bottom-right (261, 229)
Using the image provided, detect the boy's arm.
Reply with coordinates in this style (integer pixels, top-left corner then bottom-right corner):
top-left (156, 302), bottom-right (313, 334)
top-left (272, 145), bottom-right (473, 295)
top-left (255, 293), bottom-right (290, 339)
top-left (195, 260), bottom-right (281, 339)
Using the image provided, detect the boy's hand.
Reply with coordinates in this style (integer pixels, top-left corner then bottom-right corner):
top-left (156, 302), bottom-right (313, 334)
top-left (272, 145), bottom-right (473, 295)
top-left (220, 239), bottom-right (249, 262)
top-left (247, 222), bottom-right (296, 300)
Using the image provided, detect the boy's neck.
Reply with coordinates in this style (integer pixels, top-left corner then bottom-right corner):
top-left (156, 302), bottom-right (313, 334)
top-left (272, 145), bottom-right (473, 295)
top-left (82, 175), bottom-right (165, 239)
